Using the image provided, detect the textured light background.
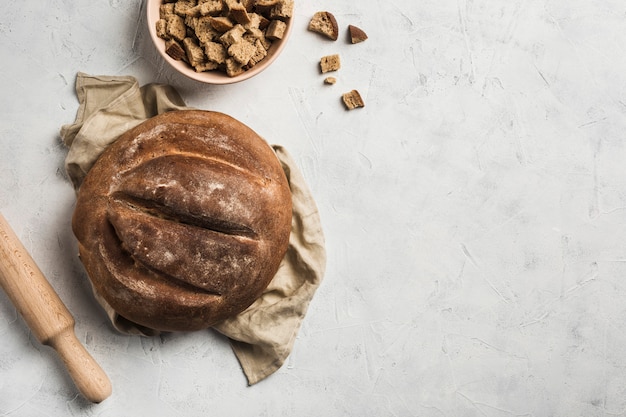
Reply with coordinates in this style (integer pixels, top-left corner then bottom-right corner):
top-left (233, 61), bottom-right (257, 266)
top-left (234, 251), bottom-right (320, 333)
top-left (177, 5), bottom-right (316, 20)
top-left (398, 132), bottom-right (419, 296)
top-left (2, 0), bottom-right (626, 416)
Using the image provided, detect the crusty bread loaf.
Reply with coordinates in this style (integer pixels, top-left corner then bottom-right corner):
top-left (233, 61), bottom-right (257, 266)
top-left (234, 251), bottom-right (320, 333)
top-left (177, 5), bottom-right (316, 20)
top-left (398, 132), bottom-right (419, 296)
top-left (72, 110), bottom-right (292, 332)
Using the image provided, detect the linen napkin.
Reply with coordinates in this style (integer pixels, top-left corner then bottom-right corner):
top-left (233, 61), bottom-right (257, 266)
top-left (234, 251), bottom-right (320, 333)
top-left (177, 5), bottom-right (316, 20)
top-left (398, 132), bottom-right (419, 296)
top-left (60, 72), bottom-right (326, 385)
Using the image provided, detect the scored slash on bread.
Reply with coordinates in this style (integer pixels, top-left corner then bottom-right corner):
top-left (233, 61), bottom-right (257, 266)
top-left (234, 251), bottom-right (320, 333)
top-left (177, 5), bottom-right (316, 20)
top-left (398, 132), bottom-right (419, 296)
top-left (72, 110), bottom-right (293, 332)
top-left (307, 11), bottom-right (339, 40)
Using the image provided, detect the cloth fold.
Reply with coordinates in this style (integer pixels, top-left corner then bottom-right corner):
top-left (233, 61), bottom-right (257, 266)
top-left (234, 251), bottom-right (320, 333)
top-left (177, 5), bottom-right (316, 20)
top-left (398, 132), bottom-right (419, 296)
top-left (60, 72), bottom-right (326, 385)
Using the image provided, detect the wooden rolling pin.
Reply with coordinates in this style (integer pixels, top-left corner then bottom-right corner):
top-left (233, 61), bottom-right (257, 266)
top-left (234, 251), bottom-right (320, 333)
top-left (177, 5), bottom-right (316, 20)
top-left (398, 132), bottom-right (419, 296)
top-left (0, 212), bottom-right (112, 403)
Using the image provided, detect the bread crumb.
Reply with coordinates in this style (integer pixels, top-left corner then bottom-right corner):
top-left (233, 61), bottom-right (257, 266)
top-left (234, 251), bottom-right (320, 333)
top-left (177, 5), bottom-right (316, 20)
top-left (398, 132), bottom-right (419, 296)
top-left (320, 54), bottom-right (340, 73)
top-left (308, 11), bottom-right (338, 41)
top-left (342, 90), bottom-right (364, 110)
top-left (348, 24), bottom-right (368, 44)
top-left (324, 76), bottom-right (337, 85)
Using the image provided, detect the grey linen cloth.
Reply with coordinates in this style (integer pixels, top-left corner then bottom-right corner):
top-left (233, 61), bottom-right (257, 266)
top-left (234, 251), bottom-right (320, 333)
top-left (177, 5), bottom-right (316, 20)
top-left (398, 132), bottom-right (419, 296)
top-left (60, 72), bottom-right (326, 385)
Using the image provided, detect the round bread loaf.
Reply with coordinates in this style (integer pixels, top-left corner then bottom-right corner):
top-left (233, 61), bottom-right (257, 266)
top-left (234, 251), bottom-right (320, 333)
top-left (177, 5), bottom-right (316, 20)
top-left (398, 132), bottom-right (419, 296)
top-left (72, 110), bottom-right (292, 332)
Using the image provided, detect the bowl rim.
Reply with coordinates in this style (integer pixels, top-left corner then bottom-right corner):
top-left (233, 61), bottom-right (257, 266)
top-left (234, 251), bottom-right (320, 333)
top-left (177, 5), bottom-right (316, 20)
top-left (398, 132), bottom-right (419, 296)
top-left (146, 0), bottom-right (293, 85)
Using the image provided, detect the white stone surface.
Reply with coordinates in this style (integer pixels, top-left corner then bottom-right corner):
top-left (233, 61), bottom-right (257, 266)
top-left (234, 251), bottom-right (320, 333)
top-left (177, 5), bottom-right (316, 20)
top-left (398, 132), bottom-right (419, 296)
top-left (2, 0), bottom-right (626, 415)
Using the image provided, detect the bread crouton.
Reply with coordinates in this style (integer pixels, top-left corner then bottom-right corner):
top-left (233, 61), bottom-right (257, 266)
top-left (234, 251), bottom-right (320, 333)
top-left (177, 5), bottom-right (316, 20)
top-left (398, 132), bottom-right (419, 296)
top-left (320, 54), bottom-right (340, 73)
top-left (156, 19), bottom-right (168, 39)
top-left (225, 57), bottom-right (245, 77)
top-left (160, 3), bottom-right (175, 18)
top-left (308, 11), bottom-right (338, 40)
top-left (228, 40), bottom-right (257, 65)
top-left (220, 24), bottom-right (246, 47)
top-left (194, 60), bottom-right (219, 72)
top-left (348, 25), bottom-right (368, 44)
top-left (254, 0), bottom-right (280, 12)
top-left (182, 37), bottom-right (206, 67)
top-left (174, 0), bottom-right (197, 16)
top-left (166, 14), bottom-right (187, 41)
top-left (342, 90), bottom-right (365, 110)
top-left (265, 19), bottom-right (287, 40)
top-left (193, 16), bottom-right (221, 43)
top-left (165, 39), bottom-right (187, 60)
top-left (270, 0), bottom-right (293, 20)
top-left (248, 39), bottom-right (268, 66)
top-left (203, 41), bottom-right (228, 64)
top-left (224, 0), bottom-right (252, 25)
top-left (209, 16), bottom-right (234, 32)
top-left (197, 0), bottom-right (224, 16)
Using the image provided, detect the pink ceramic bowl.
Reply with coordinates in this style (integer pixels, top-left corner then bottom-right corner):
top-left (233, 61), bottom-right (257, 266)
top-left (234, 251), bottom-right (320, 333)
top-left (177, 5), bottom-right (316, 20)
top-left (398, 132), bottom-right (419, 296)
top-left (146, 0), bottom-right (293, 84)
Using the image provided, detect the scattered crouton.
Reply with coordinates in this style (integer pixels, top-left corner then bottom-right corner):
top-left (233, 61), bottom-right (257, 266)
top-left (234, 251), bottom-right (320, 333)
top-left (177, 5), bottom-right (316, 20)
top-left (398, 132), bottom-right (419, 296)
top-left (308, 11), bottom-right (338, 40)
top-left (320, 54), bottom-right (340, 73)
top-left (348, 24), bottom-right (368, 44)
top-left (342, 90), bottom-right (365, 110)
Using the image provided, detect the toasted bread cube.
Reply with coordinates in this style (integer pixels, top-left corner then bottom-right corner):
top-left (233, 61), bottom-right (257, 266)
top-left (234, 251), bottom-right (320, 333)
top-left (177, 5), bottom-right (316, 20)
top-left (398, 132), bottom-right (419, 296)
top-left (265, 19), bottom-right (286, 40)
top-left (224, 0), bottom-right (252, 25)
top-left (182, 37), bottom-right (206, 67)
top-left (174, 0), bottom-right (197, 16)
top-left (348, 25), bottom-right (368, 44)
top-left (245, 12), bottom-right (264, 30)
top-left (225, 57), bottom-right (245, 77)
top-left (248, 39), bottom-right (268, 66)
top-left (156, 19), bottom-right (168, 39)
top-left (209, 16), bottom-right (234, 32)
top-left (160, 3), bottom-right (175, 18)
top-left (165, 39), bottom-right (187, 60)
top-left (203, 41), bottom-right (228, 64)
top-left (255, 0), bottom-right (280, 12)
top-left (270, 0), bottom-right (293, 20)
top-left (220, 24), bottom-right (246, 47)
top-left (320, 54), bottom-right (340, 73)
top-left (197, 0), bottom-right (223, 15)
top-left (166, 14), bottom-right (187, 41)
top-left (308, 11), bottom-right (339, 41)
top-left (243, 0), bottom-right (255, 11)
top-left (194, 60), bottom-right (219, 72)
top-left (228, 40), bottom-right (257, 65)
top-left (342, 90), bottom-right (365, 110)
top-left (192, 16), bottom-right (220, 43)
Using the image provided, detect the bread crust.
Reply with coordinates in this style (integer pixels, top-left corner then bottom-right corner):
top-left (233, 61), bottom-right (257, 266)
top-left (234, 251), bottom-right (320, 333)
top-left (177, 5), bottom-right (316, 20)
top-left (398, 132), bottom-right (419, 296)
top-left (72, 110), bottom-right (292, 331)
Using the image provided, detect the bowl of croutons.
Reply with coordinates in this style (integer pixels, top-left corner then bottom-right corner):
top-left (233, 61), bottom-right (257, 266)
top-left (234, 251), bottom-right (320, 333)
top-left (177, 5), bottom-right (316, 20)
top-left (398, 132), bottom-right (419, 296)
top-left (147, 0), bottom-right (294, 84)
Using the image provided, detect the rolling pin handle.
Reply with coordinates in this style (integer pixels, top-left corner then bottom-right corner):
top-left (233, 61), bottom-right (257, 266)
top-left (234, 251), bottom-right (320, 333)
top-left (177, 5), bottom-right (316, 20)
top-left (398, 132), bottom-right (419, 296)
top-left (48, 328), bottom-right (112, 403)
